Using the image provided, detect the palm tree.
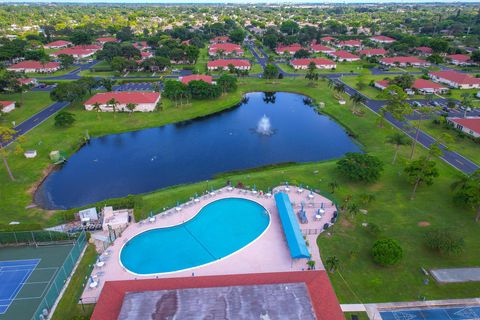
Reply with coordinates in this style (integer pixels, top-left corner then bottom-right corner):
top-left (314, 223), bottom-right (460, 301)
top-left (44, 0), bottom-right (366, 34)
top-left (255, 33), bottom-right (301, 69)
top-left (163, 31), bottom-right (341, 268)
top-left (376, 108), bottom-right (387, 128)
top-left (107, 98), bottom-right (118, 118)
top-left (451, 170), bottom-right (480, 222)
top-left (126, 103), bottom-right (137, 115)
top-left (347, 202), bottom-right (360, 218)
top-left (333, 82), bottom-right (346, 99)
top-left (328, 180), bottom-right (338, 194)
top-left (92, 102), bottom-right (102, 120)
top-left (349, 93), bottom-right (366, 115)
top-left (325, 256), bottom-right (339, 273)
top-left (386, 133), bottom-right (411, 164)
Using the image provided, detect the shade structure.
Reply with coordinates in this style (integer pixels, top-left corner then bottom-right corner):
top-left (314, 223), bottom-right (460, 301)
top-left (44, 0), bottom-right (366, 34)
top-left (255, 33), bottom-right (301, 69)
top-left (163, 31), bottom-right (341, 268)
top-left (274, 192), bottom-right (310, 259)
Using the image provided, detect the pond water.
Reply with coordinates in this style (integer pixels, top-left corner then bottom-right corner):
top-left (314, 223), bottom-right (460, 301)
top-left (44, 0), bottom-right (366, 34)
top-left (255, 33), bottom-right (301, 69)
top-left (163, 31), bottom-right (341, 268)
top-left (35, 92), bottom-right (361, 209)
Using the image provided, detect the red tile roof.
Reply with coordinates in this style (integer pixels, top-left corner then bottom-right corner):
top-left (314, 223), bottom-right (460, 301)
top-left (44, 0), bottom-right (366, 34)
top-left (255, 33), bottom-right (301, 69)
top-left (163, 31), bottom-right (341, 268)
top-left (7, 60), bottom-right (60, 70)
top-left (17, 78), bottom-right (36, 85)
top-left (276, 43), bottom-right (304, 53)
top-left (371, 35), bottom-right (396, 42)
top-left (96, 37), bottom-right (118, 43)
top-left (291, 58), bottom-right (336, 66)
top-left (91, 271), bottom-right (344, 320)
top-left (358, 48), bottom-right (387, 56)
top-left (412, 78), bottom-right (446, 90)
top-left (330, 50), bottom-right (360, 60)
top-left (415, 46), bottom-right (433, 54)
top-left (84, 92), bottom-right (160, 105)
top-left (44, 40), bottom-right (71, 47)
top-left (375, 79), bottom-right (390, 88)
top-left (0, 101), bottom-right (15, 107)
top-left (321, 36), bottom-right (335, 42)
top-left (210, 36), bottom-right (230, 43)
top-left (447, 54), bottom-right (471, 62)
top-left (180, 74), bottom-right (213, 84)
top-left (380, 56), bottom-right (428, 65)
top-left (50, 48), bottom-right (95, 56)
top-left (429, 71), bottom-right (480, 85)
top-left (72, 44), bottom-right (102, 50)
top-left (338, 40), bottom-right (362, 47)
top-left (207, 59), bottom-right (251, 68)
top-left (310, 44), bottom-right (335, 52)
top-left (209, 43), bottom-right (243, 54)
top-left (449, 117), bottom-right (480, 135)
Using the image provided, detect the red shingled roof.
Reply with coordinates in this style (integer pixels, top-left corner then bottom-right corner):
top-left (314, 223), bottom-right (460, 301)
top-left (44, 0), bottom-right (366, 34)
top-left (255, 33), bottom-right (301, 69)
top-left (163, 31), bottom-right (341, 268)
top-left (276, 43), bottom-right (304, 53)
top-left (371, 35), bottom-right (396, 42)
top-left (180, 74), bottom-right (213, 84)
top-left (210, 36), bottom-right (230, 43)
top-left (72, 44), bottom-right (102, 50)
top-left (291, 58), bottom-right (336, 66)
top-left (44, 40), bottom-right (71, 47)
top-left (8, 60), bottom-right (60, 69)
top-left (310, 44), bottom-right (335, 52)
top-left (330, 50), bottom-right (360, 60)
top-left (338, 40), bottom-right (362, 47)
top-left (321, 36), bottom-right (335, 42)
top-left (0, 101), bottom-right (15, 107)
top-left (429, 71), bottom-right (480, 85)
top-left (449, 117), bottom-right (480, 135)
top-left (412, 78), bottom-right (446, 90)
top-left (380, 56), bottom-right (428, 65)
top-left (17, 78), bottom-right (36, 85)
top-left (207, 59), bottom-right (250, 68)
top-left (209, 43), bottom-right (243, 54)
top-left (358, 48), bottom-right (387, 56)
top-left (91, 271), bottom-right (343, 320)
top-left (415, 46), bottom-right (433, 54)
top-left (447, 54), bottom-right (471, 62)
top-left (85, 92), bottom-right (160, 105)
top-left (50, 48), bottom-right (95, 57)
top-left (96, 37), bottom-right (118, 43)
top-left (375, 79), bottom-right (390, 89)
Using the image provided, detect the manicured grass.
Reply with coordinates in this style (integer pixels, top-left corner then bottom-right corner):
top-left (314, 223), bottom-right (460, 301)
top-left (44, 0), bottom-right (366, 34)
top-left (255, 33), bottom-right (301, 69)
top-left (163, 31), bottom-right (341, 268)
top-left (51, 244), bottom-right (97, 320)
top-left (419, 119), bottom-right (480, 165)
top-left (0, 91), bottom-right (54, 125)
top-left (26, 66), bottom-right (78, 78)
top-left (78, 70), bottom-right (118, 77)
top-left (1, 77), bottom-right (479, 305)
top-left (250, 63), bottom-right (263, 74)
top-left (388, 66), bottom-right (440, 73)
top-left (277, 61), bottom-right (371, 75)
top-left (440, 89), bottom-right (480, 108)
top-left (193, 47), bottom-right (209, 74)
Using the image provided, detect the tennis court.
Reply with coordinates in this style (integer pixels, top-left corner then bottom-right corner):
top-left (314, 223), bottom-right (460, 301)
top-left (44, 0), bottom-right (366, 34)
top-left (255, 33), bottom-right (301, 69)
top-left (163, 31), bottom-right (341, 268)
top-left (380, 305), bottom-right (480, 320)
top-left (0, 231), bottom-right (86, 320)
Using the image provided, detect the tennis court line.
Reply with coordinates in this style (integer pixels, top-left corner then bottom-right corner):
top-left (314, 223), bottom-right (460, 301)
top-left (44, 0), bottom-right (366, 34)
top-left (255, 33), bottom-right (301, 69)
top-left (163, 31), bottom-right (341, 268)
top-left (0, 259), bottom-right (41, 265)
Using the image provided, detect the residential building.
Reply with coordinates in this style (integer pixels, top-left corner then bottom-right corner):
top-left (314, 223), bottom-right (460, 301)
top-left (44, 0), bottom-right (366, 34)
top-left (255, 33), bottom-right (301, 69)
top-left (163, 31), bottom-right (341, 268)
top-left (429, 71), bottom-right (480, 89)
top-left (133, 41), bottom-right (150, 51)
top-left (208, 43), bottom-right (244, 56)
top-left (96, 37), bottom-right (119, 45)
top-left (0, 100), bottom-right (15, 113)
top-left (210, 36), bottom-right (230, 44)
top-left (358, 48), bottom-right (387, 57)
top-left (180, 74), bottom-right (213, 84)
top-left (290, 58), bottom-right (336, 70)
top-left (320, 36), bottom-right (335, 43)
top-left (207, 59), bottom-right (251, 71)
top-left (50, 48), bottom-right (96, 59)
top-left (17, 78), bottom-right (37, 86)
top-left (374, 79), bottom-right (390, 90)
top-left (380, 56), bottom-right (430, 67)
top-left (84, 92), bottom-right (161, 112)
top-left (446, 54), bottom-right (474, 66)
top-left (414, 46), bottom-right (433, 56)
top-left (310, 44), bottom-right (335, 54)
top-left (447, 117), bottom-right (480, 138)
top-left (43, 40), bottom-right (72, 49)
top-left (276, 44), bottom-right (304, 55)
top-left (412, 79), bottom-right (448, 94)
top-left (336, 40), bottom-right (362, 48)
top-left (327, 50), bottom-right (360, 62)
top-left (7, 60), bottom-right (61, 73)
top-left (370, 35), bottom-right (396, 44)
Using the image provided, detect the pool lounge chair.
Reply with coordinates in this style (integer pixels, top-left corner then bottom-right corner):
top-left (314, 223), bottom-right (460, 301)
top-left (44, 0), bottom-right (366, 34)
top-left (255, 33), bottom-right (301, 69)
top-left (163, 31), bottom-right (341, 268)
top-left (297, 210), bottom-right (308, 224)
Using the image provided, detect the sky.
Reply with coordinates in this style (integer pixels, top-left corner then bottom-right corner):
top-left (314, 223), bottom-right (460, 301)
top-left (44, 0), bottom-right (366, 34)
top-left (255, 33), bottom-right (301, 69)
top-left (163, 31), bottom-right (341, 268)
top-left (1, 0), bottom-right (479, 3)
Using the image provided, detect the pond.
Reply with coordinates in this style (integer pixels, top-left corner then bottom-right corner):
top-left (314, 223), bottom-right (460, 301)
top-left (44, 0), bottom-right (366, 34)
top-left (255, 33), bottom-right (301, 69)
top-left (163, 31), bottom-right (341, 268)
top-left (35, 92), bottom-right (361, 209)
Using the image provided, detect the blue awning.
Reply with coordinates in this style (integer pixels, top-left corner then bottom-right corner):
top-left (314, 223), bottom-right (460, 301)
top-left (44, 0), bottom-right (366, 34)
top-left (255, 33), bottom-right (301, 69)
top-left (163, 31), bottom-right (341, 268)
top-left (274, 192), bottom-right (310, 259)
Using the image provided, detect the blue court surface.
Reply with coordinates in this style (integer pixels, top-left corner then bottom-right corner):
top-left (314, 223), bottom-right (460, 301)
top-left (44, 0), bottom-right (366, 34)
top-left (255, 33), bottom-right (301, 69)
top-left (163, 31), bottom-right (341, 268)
top-left (0, 259), bottom-right (40, 314)
top-left (380, 306), bottom-right (480, 320)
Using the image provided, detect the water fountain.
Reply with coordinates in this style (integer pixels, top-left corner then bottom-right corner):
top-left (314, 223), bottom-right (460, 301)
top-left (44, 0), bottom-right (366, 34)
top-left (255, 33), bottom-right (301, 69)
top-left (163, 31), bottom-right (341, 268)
top-left (256, 115), bottom-right (273, 135)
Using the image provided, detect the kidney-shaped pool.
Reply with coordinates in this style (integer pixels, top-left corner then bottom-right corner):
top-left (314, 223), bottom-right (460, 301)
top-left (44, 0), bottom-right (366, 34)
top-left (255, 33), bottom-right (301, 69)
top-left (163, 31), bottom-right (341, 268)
top-left (119, 198), bottom-right (270, 275)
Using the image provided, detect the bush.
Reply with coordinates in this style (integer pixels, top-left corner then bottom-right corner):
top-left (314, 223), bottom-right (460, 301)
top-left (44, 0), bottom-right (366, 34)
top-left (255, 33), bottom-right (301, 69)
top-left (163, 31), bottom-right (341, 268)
top-left (425, 229), bottom-right (465, 255)
top-left (372, 239), bottom-right (403, 266)
top-left (337, 152), bottom-right (384, 183)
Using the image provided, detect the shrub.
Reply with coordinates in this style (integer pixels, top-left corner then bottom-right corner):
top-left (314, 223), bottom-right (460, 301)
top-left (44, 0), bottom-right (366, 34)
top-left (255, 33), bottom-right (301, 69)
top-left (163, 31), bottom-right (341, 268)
top-left (372, 239), bottom-right (403, 266)
top-left (425, 228), bottom-right (465, 255)
top-left (337, 152), bottom-right (384, 183)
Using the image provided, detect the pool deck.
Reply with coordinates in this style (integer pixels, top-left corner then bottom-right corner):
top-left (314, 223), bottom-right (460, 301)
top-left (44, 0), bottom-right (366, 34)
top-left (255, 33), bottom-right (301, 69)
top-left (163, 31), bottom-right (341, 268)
top-left (81, 185), bottom-right (337, 302)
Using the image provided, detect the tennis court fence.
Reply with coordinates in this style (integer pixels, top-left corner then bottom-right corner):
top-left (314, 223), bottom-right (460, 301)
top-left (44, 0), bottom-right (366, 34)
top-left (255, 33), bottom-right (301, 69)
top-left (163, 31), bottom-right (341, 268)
top-left (0, 230), bottom-right (77, 247)
top-left (31, 230), bottom-right (87, 320)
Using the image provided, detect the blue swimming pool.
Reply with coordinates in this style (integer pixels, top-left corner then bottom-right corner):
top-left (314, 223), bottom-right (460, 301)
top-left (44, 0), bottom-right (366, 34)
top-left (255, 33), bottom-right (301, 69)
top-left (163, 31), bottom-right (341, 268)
top-left (120, 198), bottom-right (270, 275)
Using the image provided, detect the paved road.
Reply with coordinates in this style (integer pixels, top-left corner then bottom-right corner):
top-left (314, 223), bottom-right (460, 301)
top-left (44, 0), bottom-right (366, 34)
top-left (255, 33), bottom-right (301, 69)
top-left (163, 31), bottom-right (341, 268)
top-left (1, 101), bottom-right (70, 147)
top-left (334, 77), bottom-right (479, 174)
top-left (41, 60), bottom-right (100, 80)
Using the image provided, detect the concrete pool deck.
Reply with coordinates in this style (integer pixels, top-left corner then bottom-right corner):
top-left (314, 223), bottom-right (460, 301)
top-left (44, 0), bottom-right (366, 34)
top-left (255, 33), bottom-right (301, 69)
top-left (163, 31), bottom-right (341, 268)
top-left (81, 185), bottom-right (337, 302)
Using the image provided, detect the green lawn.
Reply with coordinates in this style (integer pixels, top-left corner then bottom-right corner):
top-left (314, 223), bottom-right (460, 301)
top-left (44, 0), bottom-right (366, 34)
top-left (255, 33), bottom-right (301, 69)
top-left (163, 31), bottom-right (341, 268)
top-left (51, 244), bottom-right (97, 320)
top-left (1, 77), bottom-right (479, 305)
top-left (277, 61), bottom-right (371, 75)
top-left (388, 66), bottom-right (440, 73)
top-left (440, 89), bottom-right (480, 108)
top-left (78, 70), bottom-right (118, 77)
top-left (250, 63), bottom-right (263, 74)
top-left (419, 119), bottom-right (480, 165)
top-left (26, 66), bottom-right (78, 78)
top-left (193, 47), bottom-right (209, 74)
top-left (341, 75), bottom-right (425, 100)
top-left (0, 91), bottom-right (54, 125)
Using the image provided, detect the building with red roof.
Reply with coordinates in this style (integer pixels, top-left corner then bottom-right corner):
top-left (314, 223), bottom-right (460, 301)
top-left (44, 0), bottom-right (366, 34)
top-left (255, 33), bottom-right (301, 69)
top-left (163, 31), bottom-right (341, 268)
top-left (370, 35), bottom-right (396, 43)
top-left (210, 36), bottom-right (230, 44)
top-left (17, 78), bottom-right (37, 86)
top-left (447, 117), bottom-right (480, 138)
top-left (320, 36), bottom-right (335, 43)
top-left (84, 92), bottom-right (161, 112)
top-left (327, 50), bottom-right (360, 62)
top-left (336, 40), bottom-right (362, 48)
top-left (133, 41), bottom-right (150, 51)
top-left (50, 48), bottom-right (96, 59)
top-left (0, 100), bottom-right (16, 113)
top-left (96, 37), bottom-right (119, 45)
top-left (73, 44), bottom-right (102, 51)
top-left (447, 54), bottom-right (473, 66)
top-left (310, 44), bottom-right (335, 53)
top-left (180, 74), bottom-right (213, 84)
top-left (380, 56), bottom-right (430, 67)
top-left (7, 60), bottom-right (61, 73)
top-left (276, 43), bottom-right (304, 55)
top-left (412, 78), bottom-right (448, 94)
top-left (208, 43), bottom-right (244, 56)
top-left (290, 58), bottom-right (336, 70)
top-left (90, 271), bottom-right (344, 320)
top-left (358, 48), bottom-right (387, 57)
top-left (43, 40), bottom-right (72, 49)
top-left (374, 79), bottom-right (390, 90)
top-left (207, 59), bottom-right (251, 71)
top-left (414, 46), bottom-right (433, 55)
top-left (429, 70), bottom-right (480, 89)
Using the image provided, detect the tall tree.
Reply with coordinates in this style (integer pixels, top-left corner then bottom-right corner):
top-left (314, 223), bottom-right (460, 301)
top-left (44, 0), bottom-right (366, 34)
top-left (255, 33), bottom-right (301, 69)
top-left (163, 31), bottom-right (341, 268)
top-left (404, 156), bottom-right (439, 199)
top-left (0, 126), bottom-right (17, 181)
top-left (349, 93), bottom-right (366, 115)
top-left (452, 170), bottom-right (480, 222)
top-left (263, 64), bottom-right (279, 79)
top-left (386, 133), bottom-right (411, 164)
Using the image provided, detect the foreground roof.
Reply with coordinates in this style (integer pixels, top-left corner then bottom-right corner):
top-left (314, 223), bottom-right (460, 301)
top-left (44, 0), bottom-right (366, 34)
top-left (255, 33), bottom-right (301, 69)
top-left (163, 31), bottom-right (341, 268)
top-left (180, 74), bottom-right (213, 84)
top-left (291, 58), bottom-right (336, 66)
top-left (380, 56), bottom-right (427, 64)
top-left (44, 40), bottom-right (72, 47)
top-left (207, 59), bottom-right (250, 67)
top-left (429, 71), bottom-right (480, 85)
top-left (91, 271), bottom-right (343, 320)
top-left (448, 117), bottom-right (480, 135)
top-left (84, 92), bottom-right (160, 105)
top-left (8, 60), bottom-right (60, 69)
top-left (413, 78), bottom-right (447, 90)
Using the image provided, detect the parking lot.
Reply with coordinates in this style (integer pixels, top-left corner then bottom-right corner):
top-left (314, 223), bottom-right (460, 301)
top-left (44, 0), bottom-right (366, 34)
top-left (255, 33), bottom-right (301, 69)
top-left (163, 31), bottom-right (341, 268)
top-left (407, 99), bottom-right (480, 119)
top-left (113, 82), bottom-right (162, 92)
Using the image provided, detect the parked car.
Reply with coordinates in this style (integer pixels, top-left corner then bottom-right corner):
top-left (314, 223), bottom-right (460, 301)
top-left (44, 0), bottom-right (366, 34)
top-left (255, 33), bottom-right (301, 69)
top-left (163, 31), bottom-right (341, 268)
top-left (412, 101), bottom-right (422, 108)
